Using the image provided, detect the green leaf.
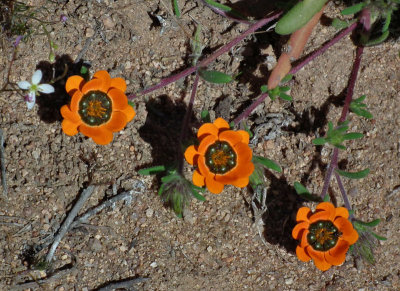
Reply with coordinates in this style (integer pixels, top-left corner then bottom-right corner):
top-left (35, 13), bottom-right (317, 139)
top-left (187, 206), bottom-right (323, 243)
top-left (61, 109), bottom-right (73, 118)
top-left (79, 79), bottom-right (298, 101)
top-left (312, 137), bottom-right (326, 145)
top-left (279, 92), bottom-right (293, 101)
top-left (334, 144), bottom-right (347, 150)
top-left (172, 0), bottom-right (181, 18)
top-left (191, 186), bottom-right (206, 201)
top-left (348, 209), bottom-right (354, 215)
top-left (253, 156), bottom-right (282, 172)
top-left (331, 18), bottom-right (350, 29)
top-left (201, 110), bottom-right (211, 123)
top-left (204, 0), bottom-right (245, 19)
top-left (294, 182), bottom-right (321, 201)
top-left (323, 194), bottom-right (330, 202)
top-left (341, 3), bottom-right (365, 15)
top-left (198, 69), bottom-right (233, 84)
top-left (371, 232), bottom-right (387, 241)
top-left (281, 74), bottom-right (293, 83)
top-left (80, 66), bottom-right (88, 75)
top-left (138, 165), bottom-right (166, 175)
top-left (355, 219), bottom-right (381, 228)
top-left (260, 85), bottom-right (268, 93)
top-left (242, 122), bottom-right (253, 138)
top-left (336, 168), bottom-right (370, 179)
top-left (343, 132), bottom-right (364, 140)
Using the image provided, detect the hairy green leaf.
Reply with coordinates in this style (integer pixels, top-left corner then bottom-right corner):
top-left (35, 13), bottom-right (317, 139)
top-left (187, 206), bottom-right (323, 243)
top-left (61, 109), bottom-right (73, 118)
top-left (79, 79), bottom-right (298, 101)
top-left (198, 69), bottom-right (233, 84)
top-left (253, 156), bottom-right (282, 172)
top-left (138, 165), bottom-right (166, 175)
top-left (336, 168), bottom-right (370, 179)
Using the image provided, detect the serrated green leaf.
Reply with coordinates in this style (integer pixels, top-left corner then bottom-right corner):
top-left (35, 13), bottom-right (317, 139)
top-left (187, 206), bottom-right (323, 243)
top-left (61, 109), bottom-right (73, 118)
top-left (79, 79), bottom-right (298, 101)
top-left (341, 3), bottom-right (365, 15)
top-left (138, 165), bottom-right (166, 175)
top-left (312, 137), bottom-right (326, 145)
top-left (343, 132), bottom-right (364, 140)
top-left (253, 156), bottom-right (282, 172)
top-left (336, 168), bottom-right (370, 179)
top-left (198, 69), bottom-right (233, 84)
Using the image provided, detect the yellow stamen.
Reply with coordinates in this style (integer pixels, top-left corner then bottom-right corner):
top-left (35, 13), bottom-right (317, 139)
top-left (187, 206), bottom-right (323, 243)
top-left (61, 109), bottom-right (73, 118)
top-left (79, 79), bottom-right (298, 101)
top-left (87, 100), bottom-right (106, 118)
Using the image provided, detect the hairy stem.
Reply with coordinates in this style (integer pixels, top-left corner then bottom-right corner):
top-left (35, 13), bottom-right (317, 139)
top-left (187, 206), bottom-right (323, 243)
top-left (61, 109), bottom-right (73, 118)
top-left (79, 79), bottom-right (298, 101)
top-left (127, 11), bottom-right (282, 99)
top-left (335, 172), bottom-right (355, 220)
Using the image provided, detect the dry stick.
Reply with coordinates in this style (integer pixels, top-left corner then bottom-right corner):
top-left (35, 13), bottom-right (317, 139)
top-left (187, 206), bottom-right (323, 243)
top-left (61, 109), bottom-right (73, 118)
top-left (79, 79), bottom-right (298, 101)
top-left (95, 277), bottom-right (150, 291)
top-left (127, 11), bottom-right (283, 99)
top-left (46, 185), bottom-right (95, 263)
top-left (0, 129), bottom-right (7, 197)
top-left (69, 190), bottom-right (135, 229)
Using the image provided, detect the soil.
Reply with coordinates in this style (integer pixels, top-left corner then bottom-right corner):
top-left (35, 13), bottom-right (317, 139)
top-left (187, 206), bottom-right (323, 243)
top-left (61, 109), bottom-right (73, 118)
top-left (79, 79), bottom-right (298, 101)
top-left (1, 0), bottom-right (400, 290)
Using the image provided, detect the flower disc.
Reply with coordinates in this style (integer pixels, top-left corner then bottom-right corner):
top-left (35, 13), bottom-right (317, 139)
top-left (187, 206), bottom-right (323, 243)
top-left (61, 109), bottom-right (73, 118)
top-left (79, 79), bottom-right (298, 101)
top-left (79, 90), bottom-right (112, 126)
top-left (205, 141), bottom-right (237, 174)
top-left (307, 220), bottom-right (340, 251)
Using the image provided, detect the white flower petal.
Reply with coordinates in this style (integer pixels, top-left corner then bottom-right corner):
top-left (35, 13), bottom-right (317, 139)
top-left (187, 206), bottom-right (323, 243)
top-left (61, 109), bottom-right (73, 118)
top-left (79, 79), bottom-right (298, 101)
top-left (26, 92), bottom-right (36, 110)
top-left (17, 81), bottom-right (31, 90)
top-left (38, 84), bottom-right (55, 94)
top-left (31, 70), bottom-right (43, 85)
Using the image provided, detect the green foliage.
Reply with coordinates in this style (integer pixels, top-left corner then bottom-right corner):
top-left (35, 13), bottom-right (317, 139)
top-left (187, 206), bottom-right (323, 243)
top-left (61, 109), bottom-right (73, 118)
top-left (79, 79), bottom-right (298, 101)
top-left (275, 0), bottom-right (329, 35)
top-left (249, 156), bottom-right (281, 189)
top-left (293, 182), bottom-right (322, 202)
top-left (341, 3), bottom-right (366, 15)
top-left (203, 0), bottom-right (245, 19)
top-left (252, 156), bottom-right (282, 173)
top-left (263, 83), bottom-right (293, 102)
top-left (350, 95), bottom-right (373, 119)
top-left (336, 168), bottom-right (370, 179)
top-left (172, 0), bottom-right (181, 18)
top-left (138, 165), bottom-right (166, 175)
top-left (200, 110), bottom-right (211, 123)
top-left (312, 121), bottom-right (364, 150)
top-left (190, 25), bottom-right (204, 65)
top-left (198, 69), bottom-right (233, 84)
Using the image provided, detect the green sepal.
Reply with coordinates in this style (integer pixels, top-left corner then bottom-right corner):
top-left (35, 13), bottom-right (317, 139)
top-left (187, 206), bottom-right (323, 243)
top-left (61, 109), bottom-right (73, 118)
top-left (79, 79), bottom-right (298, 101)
top-left (336, 168), bottom-right (370, 179)
top-left (138, 165), bottom-right (166, 175)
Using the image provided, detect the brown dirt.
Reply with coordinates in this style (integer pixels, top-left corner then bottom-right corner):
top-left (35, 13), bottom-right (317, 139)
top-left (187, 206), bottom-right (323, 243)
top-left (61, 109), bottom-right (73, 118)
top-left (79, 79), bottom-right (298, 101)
top-left (1, 0), bottom-right (399, 290)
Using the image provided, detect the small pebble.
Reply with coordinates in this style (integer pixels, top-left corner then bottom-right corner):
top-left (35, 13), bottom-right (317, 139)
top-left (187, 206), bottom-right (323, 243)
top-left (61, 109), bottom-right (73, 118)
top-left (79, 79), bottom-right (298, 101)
top-left (150, 262), bottom-right (158, 268)
top-left (146, 208), bottom-right (154, 218)
top-left (285, 278), bottom-right (294, 285)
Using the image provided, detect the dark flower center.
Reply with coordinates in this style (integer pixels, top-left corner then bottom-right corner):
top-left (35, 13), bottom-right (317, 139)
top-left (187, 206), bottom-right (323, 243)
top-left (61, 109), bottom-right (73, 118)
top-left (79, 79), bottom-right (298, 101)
top-left (79, 91), bottom-right (112, 126)
top-left (307, 220), bottom-right (340, 251)
top-left (205, 141), bottom-right (236, 174)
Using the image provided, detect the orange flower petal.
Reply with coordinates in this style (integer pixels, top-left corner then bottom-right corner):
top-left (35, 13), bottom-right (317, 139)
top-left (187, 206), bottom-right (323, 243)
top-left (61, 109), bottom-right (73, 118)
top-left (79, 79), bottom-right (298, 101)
top-left (82, 78), bottom-right (103, 94)
top-left (334, 217), bottom-right (359, 244)
top-left (216, 162), bottom-right (254, 184)
top-left (310, 202), bottom-right (335, 223)
top-left (306, 246), bottom-right (332, 271)
top-left (230, 176), bottom-right (249, 188)
top-left (61, 118), bottom-right (80, 136)
top-left (105, 111), bottom-right (127, 132)
top-left (296, 246), bottom-right (311, 262)
top-left (197, 134), bottom-right (217, 155)
top-left (197, 156), bottom-right (211, 178)
top-left (70, 90), bottom-right (83, 112)
top-left (110, 77), bottom-right (127, 92)
top-left (79, 124), bottom-right (113, 145)
top-left (120, 104), bottom-right (136, 122)
top-left (66, 75), bottom-right (84, 94)
top-left (60, 105), bottom-right (81, 123)
top-left (197, 123), bottom-right (218, 140)
top-left (325, 239), bottom-right (349, 266)
top-left (107, 88), bottom-right (128, 110)
top-left (234, 142), bottom-right (252, 163)
top-left (334, 207), bottom-right (349, 220)
top-left (292, 221), bottom-right (309, 240)
top-left (300, 228), bottom-right (309, 248)
top-left (213, 117), bottom-right (230, 130)
top-left (184, 145), bottom-right (198, 165)
top-left (93, 70), bottom-right (112, 93)
top-left (219, 130), bottom-right (243, 147)
top-left (237, 130), bottom-right (250, 144)
top-left (296, 207), bottom-right (311, 222)
top-left (193, 169), bottom-right (205, 187)
top-left (205, 175), bottom-right (224, 194)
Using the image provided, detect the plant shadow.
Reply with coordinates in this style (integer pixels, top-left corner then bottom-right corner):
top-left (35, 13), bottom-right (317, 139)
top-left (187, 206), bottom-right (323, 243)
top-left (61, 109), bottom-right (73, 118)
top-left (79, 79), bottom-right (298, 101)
top-left (35, 54), bottom-right (87, 123)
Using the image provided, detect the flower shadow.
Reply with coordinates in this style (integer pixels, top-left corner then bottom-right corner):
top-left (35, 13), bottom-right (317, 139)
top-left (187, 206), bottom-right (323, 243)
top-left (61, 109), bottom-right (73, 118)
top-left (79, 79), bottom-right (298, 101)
top-left (34, 54), bottom-right (87, 123)
top-left (138, 95), bottom-right (198, 170)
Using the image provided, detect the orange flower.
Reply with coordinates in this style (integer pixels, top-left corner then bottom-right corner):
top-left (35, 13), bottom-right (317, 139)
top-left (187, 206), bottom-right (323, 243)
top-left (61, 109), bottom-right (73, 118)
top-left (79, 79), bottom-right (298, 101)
top-left (292, 202), bottom-right (359, 271)
top-left (184, 118), bottom-right (254, 194)
top-left (61, 70), bottom-right (135, 145)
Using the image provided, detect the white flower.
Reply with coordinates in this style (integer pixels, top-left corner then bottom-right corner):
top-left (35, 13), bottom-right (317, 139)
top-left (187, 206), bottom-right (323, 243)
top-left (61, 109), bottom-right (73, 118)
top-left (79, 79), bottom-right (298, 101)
top-left (18, 70), bottom-right (55, 110)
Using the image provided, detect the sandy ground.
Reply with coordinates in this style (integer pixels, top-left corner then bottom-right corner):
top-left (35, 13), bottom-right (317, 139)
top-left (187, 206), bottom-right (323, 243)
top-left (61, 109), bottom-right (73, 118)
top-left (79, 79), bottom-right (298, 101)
top-left (1, 0), bottom-right (399, 290)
